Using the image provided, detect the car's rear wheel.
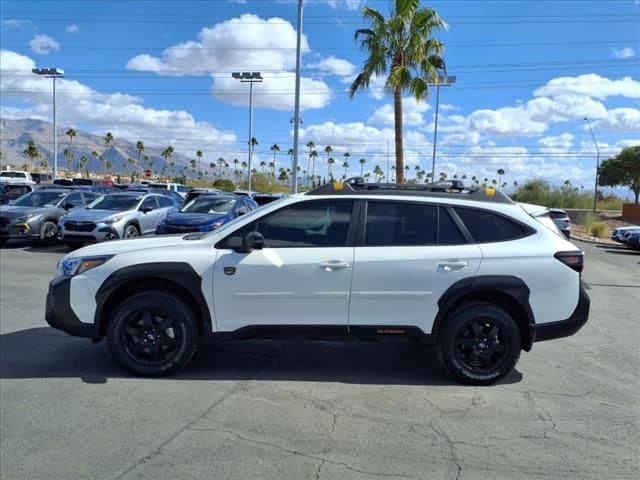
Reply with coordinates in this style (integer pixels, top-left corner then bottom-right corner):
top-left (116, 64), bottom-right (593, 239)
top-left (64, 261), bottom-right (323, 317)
top-left (123, 224), bottom-right (140, 238)
top-left (39, 221), bottom-right (58, 243)
top-left (107, 291), bottom-right (199, 376)
top-left (438, 303), bottom-right (521, 385)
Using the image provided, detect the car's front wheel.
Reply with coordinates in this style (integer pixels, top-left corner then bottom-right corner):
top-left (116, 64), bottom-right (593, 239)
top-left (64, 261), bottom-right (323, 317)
top-left (438, 303), bottom-right (521, 385)
top-left (107, 291), bottom-right (199, 376)
top-left (39, 221), bottom-right (58, 243)
top-left (123, 224), bottom-right (140, 238)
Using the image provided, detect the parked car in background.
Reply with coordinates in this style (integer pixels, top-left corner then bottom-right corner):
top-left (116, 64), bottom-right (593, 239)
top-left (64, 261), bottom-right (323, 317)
top-left (0, 188), bottom-right (99, 245)
top-left (611, 225), bottom-right (640, 243)
top-left (253, 193), bottom-right (286, 206)
top-left (148, 188), bottom-right (184, 207)
top-left (0, 183), bottom-right (38, 205)
top-left (148, 182), bottom-right (190, 198)
top-left (72, 178), bottom-right (114, 187)
top-left (0, 170), bottom-right (35, 184)
top-left (548, 208), bottom-right (571, 239)
top-left (156, 194), bottom-right (256, 234)
top-left (627, 232), bottom-right (640, 250)
top-left (59, 192), bottom-right (177, 247)
top-left (183, 188), bottom-right (223, 205)
top-left (30, 172), bottom-right (54, 184)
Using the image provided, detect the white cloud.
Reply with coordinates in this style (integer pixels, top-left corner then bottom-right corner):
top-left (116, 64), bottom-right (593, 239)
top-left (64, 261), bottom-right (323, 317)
top-left (322, 0), bottom-right (365, 10)
top-left (307, 55), bottom-right (355, 80)
top-left (368, 97), bottom-right (430, 127)
top-left (612, 47), bottom-right (635, 59)
top-left (594, 108), bottom-right (640, 132)
top-left (126, 14), bottom-right (332, 111)
top-left (440, 104), bottom-right (459, 112)
top-left (29, 35), bottom-right (60, 55)
top-left (64, 24), bottom-right (79, 34)
top-left (0, 50), bottom-right (237, 154)
top-left (1, 19), bottom-right (34, 29)
top-left (534, 74), bottom-right (640, 100)
top-left (538, 133), bottom-right (573, 149)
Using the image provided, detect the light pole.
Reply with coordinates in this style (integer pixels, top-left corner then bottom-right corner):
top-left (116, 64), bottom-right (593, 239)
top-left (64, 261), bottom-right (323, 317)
top-left (232, 71), bottom-right (263, 192)
top-left (429, 75), bottom-right (456, 182)
top-left (32, 67), bottom-right (64, 179)
top-left (584, 117), bottom-right (600, 212)
top-left (291, 0), bottom-right (304, 193)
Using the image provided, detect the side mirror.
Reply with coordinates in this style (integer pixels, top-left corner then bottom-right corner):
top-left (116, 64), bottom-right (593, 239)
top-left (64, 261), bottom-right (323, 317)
top-left (234, 231), bottom-right (264, 253)
top-left (62, 202), bottom-right (75, 210)
top-left (236, 207), bottom-right (249, 216)
top-left (141, 206), bottom-right (154, 213)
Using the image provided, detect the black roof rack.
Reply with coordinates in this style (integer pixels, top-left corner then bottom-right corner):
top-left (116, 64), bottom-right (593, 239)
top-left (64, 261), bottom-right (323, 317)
top-left (306, 177), bottom-right (513, 203)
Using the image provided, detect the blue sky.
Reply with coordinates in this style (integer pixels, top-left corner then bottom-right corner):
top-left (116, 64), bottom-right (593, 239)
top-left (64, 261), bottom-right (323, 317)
top-left (1, 0), bottom-right (639, 194)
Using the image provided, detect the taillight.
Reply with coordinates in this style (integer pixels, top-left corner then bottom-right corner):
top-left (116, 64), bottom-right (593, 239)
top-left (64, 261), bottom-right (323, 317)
top-left (554, 251), bottom-right (584, 273)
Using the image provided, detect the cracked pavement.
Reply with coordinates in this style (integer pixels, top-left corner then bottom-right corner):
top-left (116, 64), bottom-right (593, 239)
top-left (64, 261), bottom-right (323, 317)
top-left (1, 240), bottom-right (639, 479)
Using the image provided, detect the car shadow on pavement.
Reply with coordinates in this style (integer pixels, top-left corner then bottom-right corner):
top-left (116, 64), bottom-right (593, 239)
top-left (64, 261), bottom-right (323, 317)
top-left (0, 240), bottom-right (68, 254)
top-left (0, 327), bottom-right (523, 386)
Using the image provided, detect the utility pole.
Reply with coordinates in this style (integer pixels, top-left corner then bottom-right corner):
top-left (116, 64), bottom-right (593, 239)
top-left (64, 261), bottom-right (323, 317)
top-left (232, 71), bottom-right (263, 192)
top-left (291, 0), bottom-right (304, 193)
top-left (584, 117), bottom-right (600, 212)
top-left (32, 68), bottom-right (64, 178)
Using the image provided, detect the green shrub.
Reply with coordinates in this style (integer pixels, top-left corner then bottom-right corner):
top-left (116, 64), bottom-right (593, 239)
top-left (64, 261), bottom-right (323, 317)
top-left (576, 212), bottom-right (597, 229)
top-left (211, 178), bottom-right (236, 192)
top-left (511, 179), bottom-right (624, 210)
top-left (589, 222), bottom-right (607, 238)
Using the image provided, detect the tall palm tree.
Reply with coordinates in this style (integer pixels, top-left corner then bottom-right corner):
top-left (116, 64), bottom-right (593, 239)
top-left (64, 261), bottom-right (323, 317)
top-left (342, 160), bottom-right (350, 178)
top-left (135, 140), bottom-right (144, 173)
top-left (306, 141), bottom-right (315, 181)
top-left (196, 150), bottom-right (203, 173)
top-left (78, 155), bottom-right (89, 177)
top-left (373, 165), bottom-right (383, 182)
top-left (260, 160), bottom-right (267, 172)
top-left (103, 132), bottom-right (114, 176)
top-left (309, 149), bottom-right (319, 185)
top-left (250, 137), bottom-right (258, 162)
top-left (270, 144), bottom-right (280, 167)
top-left (359, 158), bottom-right (366, 176)
top-left (209, 162), bottom-right (216, 178)
top-left (233, 158), bottom-right (240, 175)
top-left (349, 0), bottom-right (447, 184)
top-left (22, 141), bottom-right (41, 172)
top-left (497, 168), bottom-right (505, 190)
top-left (327, 157), bottom-right (335, 180)
top-left (160, 146), bottom-right (174, 177)
top-left (65, 128), bottom-right (76, 174)
top-left (268, 161), bottom-right (275, 177)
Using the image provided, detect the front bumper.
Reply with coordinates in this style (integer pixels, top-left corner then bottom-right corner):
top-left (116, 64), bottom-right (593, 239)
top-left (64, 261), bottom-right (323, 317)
top-left (45, 276), bottom-right (100, 338)
top-left (0, 219), bottom-right (41, 239)
top-left (534, 282), bottom-right (590, 342)
top-left (60, 224), bottom-right (121, 242)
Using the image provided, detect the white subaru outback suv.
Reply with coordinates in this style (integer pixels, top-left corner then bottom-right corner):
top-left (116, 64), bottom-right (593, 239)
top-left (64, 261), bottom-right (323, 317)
top-left (45, 179), bottom-right (589, 385)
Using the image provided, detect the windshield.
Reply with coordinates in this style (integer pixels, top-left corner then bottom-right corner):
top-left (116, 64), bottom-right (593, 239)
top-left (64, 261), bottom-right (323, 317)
top-left (181, 197), bottom-right (236, 214)
top-left (203, 195), bottom-right (290, 238)
top-left (87, 195), bottom-right (141, 211)
top-left (13, 191), bottom-right (65, 207)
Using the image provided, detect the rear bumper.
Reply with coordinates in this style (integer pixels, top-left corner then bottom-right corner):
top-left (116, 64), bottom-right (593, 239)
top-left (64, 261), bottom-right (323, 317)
top-left (45, 276), bottom-right (100, 338)
top-left (534, 282), bottom-right (590, 342)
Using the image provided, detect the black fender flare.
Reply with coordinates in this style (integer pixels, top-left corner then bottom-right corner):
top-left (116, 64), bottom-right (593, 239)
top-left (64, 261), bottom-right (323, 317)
top-left (94, 262), bottom-right (212, 335)
top-left (433, 275), bottom-right (536, 351)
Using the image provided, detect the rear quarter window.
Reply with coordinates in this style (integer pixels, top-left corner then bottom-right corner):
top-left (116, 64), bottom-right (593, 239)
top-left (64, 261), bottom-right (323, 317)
top-left (454, 207), bottom-right (533, 243)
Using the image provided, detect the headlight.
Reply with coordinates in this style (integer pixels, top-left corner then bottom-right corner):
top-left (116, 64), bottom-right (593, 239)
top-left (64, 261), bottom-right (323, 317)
top-left (101, 217), bottom-right (123, 225)
top-left (55, 255), bottom-right (113, 278)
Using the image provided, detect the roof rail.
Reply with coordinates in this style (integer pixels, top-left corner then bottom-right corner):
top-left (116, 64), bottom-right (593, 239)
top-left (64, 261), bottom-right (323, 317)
top-left (306, 177), bottom-right (513, 203)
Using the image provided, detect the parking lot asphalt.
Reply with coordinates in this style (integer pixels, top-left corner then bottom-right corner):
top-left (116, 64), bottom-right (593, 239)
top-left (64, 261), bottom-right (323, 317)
top-left (1, 240), bottom-right (639, 480)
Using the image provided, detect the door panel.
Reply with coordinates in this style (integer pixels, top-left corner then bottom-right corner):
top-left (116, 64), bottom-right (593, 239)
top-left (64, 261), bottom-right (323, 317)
top-left (213, 247), bottom-right (354, 331)
top-left (349, 245), bottom-right (482, 331)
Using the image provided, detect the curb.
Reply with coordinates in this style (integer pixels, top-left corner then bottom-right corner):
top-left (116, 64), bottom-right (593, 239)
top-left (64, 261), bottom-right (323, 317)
top-left (570, 235), bottom-right (618, 246)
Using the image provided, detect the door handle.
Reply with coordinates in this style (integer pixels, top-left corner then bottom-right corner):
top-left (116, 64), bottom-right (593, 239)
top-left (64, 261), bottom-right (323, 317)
top-left (437, 261), bottom-right (468, 272)
top-left (319, 261), bottom-right (349, 271)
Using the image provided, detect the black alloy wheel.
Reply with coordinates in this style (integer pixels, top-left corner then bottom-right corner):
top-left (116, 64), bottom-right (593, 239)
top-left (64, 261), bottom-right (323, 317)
top-left (107, 291), bottom-right (198, 376)
top-left (438, 303), bottom-right (521, 385)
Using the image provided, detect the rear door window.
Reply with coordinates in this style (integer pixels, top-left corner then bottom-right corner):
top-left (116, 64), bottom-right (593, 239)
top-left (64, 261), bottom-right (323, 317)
top-left (365, 201), bottom-right (437, 246)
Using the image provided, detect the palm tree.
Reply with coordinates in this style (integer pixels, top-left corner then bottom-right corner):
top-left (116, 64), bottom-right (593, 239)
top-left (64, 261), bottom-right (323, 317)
top-left (513, 180), bottom-right (519, 192)
top-left (327, 157), bottom-right (335, 180)
top-left (270, 144), bottom-right (280, 167)
top-left (103, 132), bottom-right (114, 176)
top-left (22, 141), bottom-right (41, 172)
top-left (497, 168), bottom-right (505, 190)
top-left (404, 164), bottom-right (410, 180)
top-left (160, 146), bottom-right (174, 177)
top-left (259, 160), bottom-right (266, 172)
top-left (349, 0), bottom-right (447, 184)
top-left (359, 158), bottom-right (366, 176)
top-left (250, 137), bottom-right (259, 163)
top-left (342, 160), bottom-right (350, 179)
top-left (78, 155), bottom-right (89, 177)
top-left (309, 149), bottom-right (319, 185)
top-left (268, 161), bottom-right (275, 177)
top-left (390, 165), bottom-right (396, 182)
top-left (306, 141), bottom-right (315, 181)
top-left (233, 158), bottom-right (240, 176)
top-left (196, 150), bottom-right (203, 173)
top-left (209, 162), bottom-right (216, 178)
top-left (65, 128), bottom-right (76, 174)
top-left (135, 140), bottom-right (145, 172)
top-left (373, 165), bottom-right (384, 182)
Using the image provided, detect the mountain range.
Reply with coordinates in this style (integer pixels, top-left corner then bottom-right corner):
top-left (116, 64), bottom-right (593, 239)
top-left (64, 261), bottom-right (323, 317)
top-left (0, 118), bottom-right (205, 178)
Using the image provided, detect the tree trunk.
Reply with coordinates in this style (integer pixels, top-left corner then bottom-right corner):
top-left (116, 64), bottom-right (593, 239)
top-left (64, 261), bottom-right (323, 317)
top-left (393, 87), bottom-right (404, 184)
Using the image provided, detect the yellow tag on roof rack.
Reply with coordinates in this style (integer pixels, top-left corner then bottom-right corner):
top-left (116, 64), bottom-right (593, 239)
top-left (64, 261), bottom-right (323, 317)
top-left (333, 181), bottom-right (344, 191)
top-left (485, 186), bottom-right (496, 196)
